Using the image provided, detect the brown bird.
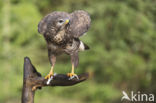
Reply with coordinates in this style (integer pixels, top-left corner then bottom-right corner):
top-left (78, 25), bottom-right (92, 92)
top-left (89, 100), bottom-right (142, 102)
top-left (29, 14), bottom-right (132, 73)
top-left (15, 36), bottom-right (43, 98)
top-left (38, 10), bottom-right (91, 80)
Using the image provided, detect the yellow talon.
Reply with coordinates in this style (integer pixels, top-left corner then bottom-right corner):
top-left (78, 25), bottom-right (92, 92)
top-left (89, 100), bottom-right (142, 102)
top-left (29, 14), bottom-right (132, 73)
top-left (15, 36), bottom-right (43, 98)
top-left (67, 64), bottom-right (79, 80)
top-left (67, 73), bottom-right (77, 77)
top-left (67, 73), bottom-right (79, 80)
top-left (45, 73), bottom-right (53, 79)
top-left (45, 66), bottom-right (54, 79)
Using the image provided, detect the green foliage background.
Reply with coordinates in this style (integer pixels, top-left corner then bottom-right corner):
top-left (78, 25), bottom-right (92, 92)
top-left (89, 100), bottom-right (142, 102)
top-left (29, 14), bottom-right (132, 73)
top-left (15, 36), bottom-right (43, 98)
top-left (0, 0), bottom-right (156, 103)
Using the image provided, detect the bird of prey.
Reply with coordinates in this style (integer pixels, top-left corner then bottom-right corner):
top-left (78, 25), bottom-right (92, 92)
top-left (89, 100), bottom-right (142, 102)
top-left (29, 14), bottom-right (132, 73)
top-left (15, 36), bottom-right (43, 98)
top-left (38, 10), bottom-right (91, 79)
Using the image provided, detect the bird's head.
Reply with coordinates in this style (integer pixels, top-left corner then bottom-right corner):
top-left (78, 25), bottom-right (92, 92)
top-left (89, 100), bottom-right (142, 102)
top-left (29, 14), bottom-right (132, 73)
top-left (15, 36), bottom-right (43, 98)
top-left (38, 12), bottom-right (70, 35)
top-left (55, 17), bottom-right (70, 30)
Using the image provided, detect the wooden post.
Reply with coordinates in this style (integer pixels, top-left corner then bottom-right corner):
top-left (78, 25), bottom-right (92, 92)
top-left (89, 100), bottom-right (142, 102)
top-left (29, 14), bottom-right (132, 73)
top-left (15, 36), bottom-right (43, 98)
top-left (22, 57), bottom-right (88, 103)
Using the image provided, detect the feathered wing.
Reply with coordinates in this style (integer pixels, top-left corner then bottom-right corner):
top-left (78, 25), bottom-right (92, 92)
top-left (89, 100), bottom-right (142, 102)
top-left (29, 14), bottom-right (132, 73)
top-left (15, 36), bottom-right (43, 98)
top-left (38, 14), bottom-right (52, 34)
top-left (69, 10), bottom-right (91, 38)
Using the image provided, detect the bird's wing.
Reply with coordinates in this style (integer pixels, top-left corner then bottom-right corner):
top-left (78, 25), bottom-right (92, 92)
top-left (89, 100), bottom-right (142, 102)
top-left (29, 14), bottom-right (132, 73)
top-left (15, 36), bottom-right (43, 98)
top-left (38, 14), bottom-right (52, 34)
top-left (69, 10), bottom-right (91, 38)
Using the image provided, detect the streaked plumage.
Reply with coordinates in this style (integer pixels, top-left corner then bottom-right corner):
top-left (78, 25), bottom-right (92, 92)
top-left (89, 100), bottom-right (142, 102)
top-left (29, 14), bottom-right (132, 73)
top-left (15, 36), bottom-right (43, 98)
top-left (38, 10), bottom-right (91, 79)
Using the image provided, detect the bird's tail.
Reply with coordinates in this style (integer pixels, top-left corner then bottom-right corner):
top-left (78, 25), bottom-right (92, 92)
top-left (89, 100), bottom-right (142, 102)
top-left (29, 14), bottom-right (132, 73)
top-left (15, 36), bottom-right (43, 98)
top-left (79, 41), bottom-right (90, 51)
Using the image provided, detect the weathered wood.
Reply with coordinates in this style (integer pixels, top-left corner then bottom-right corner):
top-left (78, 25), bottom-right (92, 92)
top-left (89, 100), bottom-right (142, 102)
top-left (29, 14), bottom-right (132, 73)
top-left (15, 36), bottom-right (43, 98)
top-left (21, 57), bottom-right (89, 103)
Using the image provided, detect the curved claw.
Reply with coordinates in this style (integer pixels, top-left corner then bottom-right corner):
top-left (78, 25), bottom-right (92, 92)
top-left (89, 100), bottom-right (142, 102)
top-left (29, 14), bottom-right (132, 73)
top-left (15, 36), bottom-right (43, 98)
top-left (67, 73), bottom-right (79, 80)
top-left (47, 76), bottom-right (53, 84)
top-left (45, 73), bottom-right (53, 79)
top-left (46, 73), bottom-right (57, 85)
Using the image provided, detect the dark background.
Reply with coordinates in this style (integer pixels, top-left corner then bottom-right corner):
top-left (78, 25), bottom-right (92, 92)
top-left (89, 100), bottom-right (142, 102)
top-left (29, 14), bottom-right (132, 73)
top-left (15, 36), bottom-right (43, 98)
top-left (0, 0), bottom-right (156, 103)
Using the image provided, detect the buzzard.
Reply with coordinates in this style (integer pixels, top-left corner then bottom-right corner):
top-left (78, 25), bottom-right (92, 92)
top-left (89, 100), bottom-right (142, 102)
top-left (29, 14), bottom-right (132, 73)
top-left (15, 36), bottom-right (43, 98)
top-left (38, 10), bottom-right (91, 80)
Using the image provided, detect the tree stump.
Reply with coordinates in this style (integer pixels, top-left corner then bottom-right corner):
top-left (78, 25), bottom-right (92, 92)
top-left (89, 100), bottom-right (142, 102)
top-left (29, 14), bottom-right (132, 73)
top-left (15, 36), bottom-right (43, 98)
top-left (21, 57), bottom-right (89, 103)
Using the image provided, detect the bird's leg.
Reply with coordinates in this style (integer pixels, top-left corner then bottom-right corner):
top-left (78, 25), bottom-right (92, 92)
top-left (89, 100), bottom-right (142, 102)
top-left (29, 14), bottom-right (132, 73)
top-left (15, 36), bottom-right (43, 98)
top-left (45, 55), bottom-right (56, 79)
top-left (45, 66), bottom-right (54, 79)
top-left (67, 63), bottom-right (79, 80)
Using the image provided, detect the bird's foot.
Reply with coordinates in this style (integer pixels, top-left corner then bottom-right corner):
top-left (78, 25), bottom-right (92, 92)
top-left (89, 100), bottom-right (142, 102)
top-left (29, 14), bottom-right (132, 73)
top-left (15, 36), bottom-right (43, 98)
top-left (45, 72), bottom-right (53, 79)
top-left (67, 73), bottom-right (79, 80)
top-left (46, 73), bottom-right (57, 85)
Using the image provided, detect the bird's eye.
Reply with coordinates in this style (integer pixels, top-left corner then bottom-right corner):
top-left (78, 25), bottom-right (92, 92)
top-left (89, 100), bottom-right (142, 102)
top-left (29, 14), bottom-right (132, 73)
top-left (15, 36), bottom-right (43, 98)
top-left (58, 19), bottom-right (64, 23)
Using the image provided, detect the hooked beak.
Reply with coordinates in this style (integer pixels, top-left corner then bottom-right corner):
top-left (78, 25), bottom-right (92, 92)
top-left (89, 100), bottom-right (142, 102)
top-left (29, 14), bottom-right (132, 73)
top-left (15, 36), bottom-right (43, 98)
top-left (64, 19), bottom-right (69, 25)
